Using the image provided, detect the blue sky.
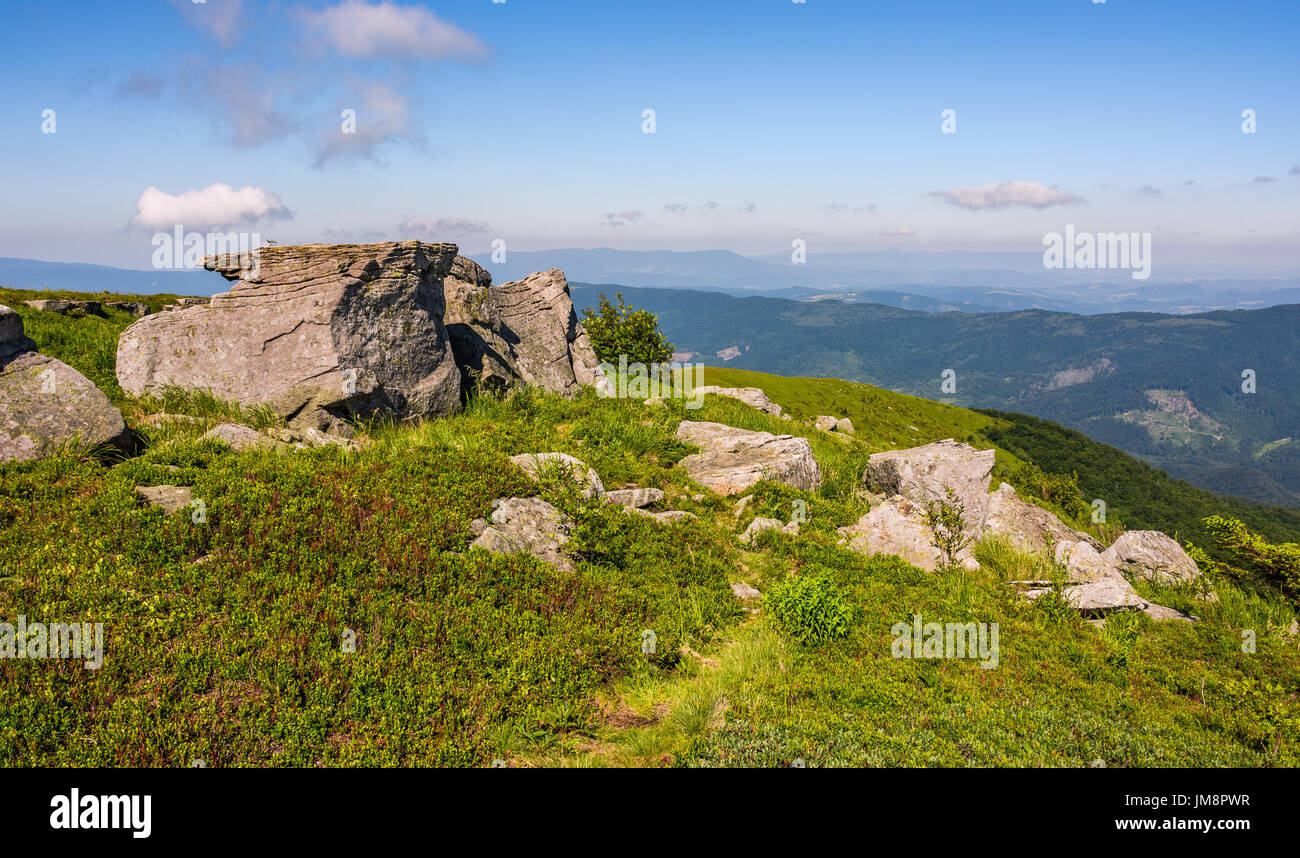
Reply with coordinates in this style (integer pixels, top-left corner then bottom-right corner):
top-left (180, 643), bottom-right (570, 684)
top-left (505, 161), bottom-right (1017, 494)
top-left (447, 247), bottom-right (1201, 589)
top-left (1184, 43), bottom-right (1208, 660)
top-left (1, 0), bottom-right (1296, 269)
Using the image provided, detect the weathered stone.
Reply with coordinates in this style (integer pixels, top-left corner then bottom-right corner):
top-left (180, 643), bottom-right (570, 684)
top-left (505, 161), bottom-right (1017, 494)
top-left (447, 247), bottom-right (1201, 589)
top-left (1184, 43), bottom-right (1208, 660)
top-left (1102, 531), bottom-right (1201, 584)
top-left (1142, 602), bottom-right (1196, 621)
top-left (730, 581), bottom-right (761, 601)
top-left (862, 440), bottom-right (995, 530)
top-left (692, 386), bottom-right (784, 417)
top-left (982, 483), bottom-right (1102, 553)
top-left (0, 310), bottom-right (129, 463)
top-left (444, 261), bottom-right (608, 396)
top-left (675, 420), bottom-right (821, 495)
top-left (509, 452), bottom-right (605, 497)
top-left (23, 299), bottom-right (103, 316)
top-left (629, 508), bottom-right (697, 524)
top-left (837, 495), bottom-right (977, 572)
top-left (0, 305), bottom-right (28, 351)
top-left (740, 516), bottom-right (784, 545)
top-left (106, 302), bottom-right (150, 317)
top-left (1063, 575), bottom-right (1147, 615)
top-left (815, 415), bottom-right (838, 431)
top-left (605, 487), bottom-right (664, 509)
top-left (470, 497), bottom-right (574, 572)
top-left (1054, 539), bottom-right (1114, 582)
top-left (134, 485), bottom-right (194, 514)
top-left (835, 417), bottom-right (855, 435)
top-left (116, 241), bottom-right (463, 432)
top-left (202, 423), bottom-right (282, 452)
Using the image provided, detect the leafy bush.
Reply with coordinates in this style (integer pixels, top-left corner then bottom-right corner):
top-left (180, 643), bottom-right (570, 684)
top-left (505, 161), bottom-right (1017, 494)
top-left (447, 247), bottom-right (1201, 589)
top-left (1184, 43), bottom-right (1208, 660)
top-left (1200, 515), bottom-right (1300, 602)
top-left (580, 292), bottom-right (673, 365)
top-left (766, 573), bottom-right (852, 646)
top-left (923, 488), bottom-right (972, 570)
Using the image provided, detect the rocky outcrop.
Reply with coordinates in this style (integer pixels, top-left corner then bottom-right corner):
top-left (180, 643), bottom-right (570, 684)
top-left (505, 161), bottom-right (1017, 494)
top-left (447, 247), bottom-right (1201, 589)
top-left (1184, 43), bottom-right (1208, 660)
top-left (675, 421), bottom-right (821, 495)
top-left (115, 241), bottom-right (463, 432)
top-left (692, 386), bottom-right (785, 418)
top-left (443, 261), bottom-right (607, 397)
top-left (469, 497), bottom-right (574, 572)
top-left (837, 496), bottom-right (979, 572)
top-left (982, 483), bottom-right (1102, 552)
top-left (1, 304), bottom-right (129, 463)
top-left (509, 452), bottom-right (605, 498)
top-left (862, 440), bottom-right (996, 530)
top-left (1102, 531), bottom-right (1201, 584)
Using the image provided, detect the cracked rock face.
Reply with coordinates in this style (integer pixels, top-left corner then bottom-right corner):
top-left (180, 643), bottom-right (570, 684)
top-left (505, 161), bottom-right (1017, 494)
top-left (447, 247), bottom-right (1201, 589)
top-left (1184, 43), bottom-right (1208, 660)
top-left (862, 440), bottom-right (995, 533)
top-left (443, 262), bottom-right (607, 397)
top-left (675, 420), bottom-right (821, 495)
top-left (1, 304), bottom-right (129, 463)
top-left (1102, 530), bottom-right (1201, 584)
top-left (115, 241), bottom-right (463, 432)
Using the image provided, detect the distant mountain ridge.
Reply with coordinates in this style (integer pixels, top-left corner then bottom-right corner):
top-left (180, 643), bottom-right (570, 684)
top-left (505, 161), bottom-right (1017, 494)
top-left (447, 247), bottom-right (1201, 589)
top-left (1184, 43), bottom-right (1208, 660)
top-left (0, 257), bottom-right (216, 296)
top-left (570, 284), bottom-right (1300, 508)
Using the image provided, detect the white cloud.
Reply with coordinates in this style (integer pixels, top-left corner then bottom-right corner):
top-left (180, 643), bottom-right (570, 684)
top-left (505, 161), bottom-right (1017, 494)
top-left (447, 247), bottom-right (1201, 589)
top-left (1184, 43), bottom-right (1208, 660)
top-left (930, 181), bottom-right (1084, 210)
top-left (166, 0), bottom-right (245, 46)
top-left (299, 1), bottom-right (488, 62)
top-left (397, 217), bottom-right (491, 238)
top-left (879, 227), bottom-right (915, 237)
top-left (130, 183), bottom-right (292, 229)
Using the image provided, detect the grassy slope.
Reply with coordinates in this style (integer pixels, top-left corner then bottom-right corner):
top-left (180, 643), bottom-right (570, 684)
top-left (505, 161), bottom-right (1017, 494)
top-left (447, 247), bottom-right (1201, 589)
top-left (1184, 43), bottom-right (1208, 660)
top-left (1, 309), bottom-right (1297, 766)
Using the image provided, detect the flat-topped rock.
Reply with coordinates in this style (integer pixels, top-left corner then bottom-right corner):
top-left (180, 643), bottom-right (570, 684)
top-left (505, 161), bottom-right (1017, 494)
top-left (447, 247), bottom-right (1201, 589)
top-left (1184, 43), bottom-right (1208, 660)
top-left (605, 487), bottom-right (664, 509)
top-left (675, 420), bottom-right (821, 495)
top-left (134, 485), bottom-right (195, 514)
top-left (116, 241), bottom-right (463, 432)
top-left (692, 386), bottom-right (784, 417)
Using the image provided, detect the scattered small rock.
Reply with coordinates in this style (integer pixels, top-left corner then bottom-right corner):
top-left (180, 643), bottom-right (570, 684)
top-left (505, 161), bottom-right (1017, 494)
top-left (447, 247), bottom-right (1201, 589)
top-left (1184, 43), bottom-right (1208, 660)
top-left (134, 485), bottom-right (194, 514)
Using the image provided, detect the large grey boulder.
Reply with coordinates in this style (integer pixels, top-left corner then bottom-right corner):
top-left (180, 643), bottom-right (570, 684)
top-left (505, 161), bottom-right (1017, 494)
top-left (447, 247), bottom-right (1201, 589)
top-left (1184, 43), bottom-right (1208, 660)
top-left (0, 305), bottom-right (129, 463)
top-left (1102, 531), bottom-right (1200, 584)
top-left (862, 440), bottom-right (996, 532)
top-left (469, 497), bottom-right (575, 572)
top-left (692, 386), bottom-right (785, 418)
top-left (443, 261), bottom-right (607, 396)
top-left (115, 241), bottom-right (463, 432)
top-left (982, 483), bottom-right (1103, 553)
top-left (675, 420), bottom-right (821, 495)
top-left (837, 495), bottom-right (979, 572)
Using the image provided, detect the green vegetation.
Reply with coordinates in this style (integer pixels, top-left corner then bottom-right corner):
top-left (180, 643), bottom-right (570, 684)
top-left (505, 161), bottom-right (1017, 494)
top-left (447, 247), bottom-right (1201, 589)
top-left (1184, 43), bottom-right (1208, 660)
top-left (1, 307), bottom-right (1297, 767)
top-left (579, 291), bottom-right (673, 365)
top-left (980, 410), bottom-right (1300, 554)
top-left (573, 284), bottom-right (1300, 507)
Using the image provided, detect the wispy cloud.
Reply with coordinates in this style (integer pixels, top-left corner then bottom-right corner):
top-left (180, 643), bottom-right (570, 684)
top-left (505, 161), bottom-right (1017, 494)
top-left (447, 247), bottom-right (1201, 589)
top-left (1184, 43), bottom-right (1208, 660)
top-left (297, 1), bottom-right (488, 63)
top-left (397, 217), bottom-right (491, 239)
top-left (930, 181), bottom-right (1084, 210)
top-left (663, 203), bottom-right (688, 214)
top-left (880, 226), bottom-right (915, 237)
top-left (1254, 175), bottom-right (1276, 184)
top-left (599, 210), bottom-right (644, 227)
